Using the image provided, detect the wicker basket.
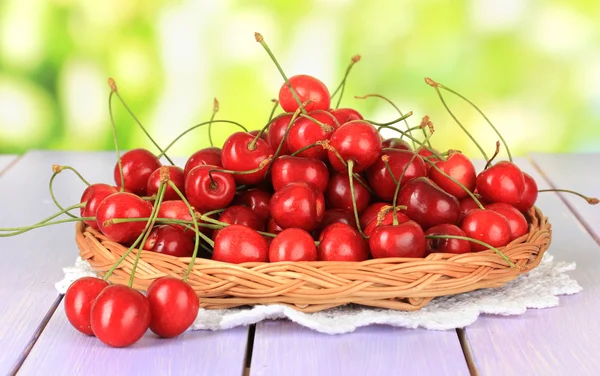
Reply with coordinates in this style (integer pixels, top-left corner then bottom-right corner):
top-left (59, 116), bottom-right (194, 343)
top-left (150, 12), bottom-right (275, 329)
top-left (75, 207), bottom-right (551, 312)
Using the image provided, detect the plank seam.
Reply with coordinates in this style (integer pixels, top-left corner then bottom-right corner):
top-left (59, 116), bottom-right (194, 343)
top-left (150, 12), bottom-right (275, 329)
top-left (456, 328), bottom-right (480, 376)
top-left (528, 156), bottom-right (600, 246)
top-left (243, 324), bottom-right (256, 376)
top-left (11, 295), bottom-right (64, 376)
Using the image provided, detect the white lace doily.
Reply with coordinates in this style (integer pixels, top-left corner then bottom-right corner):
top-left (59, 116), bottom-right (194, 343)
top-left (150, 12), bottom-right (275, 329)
top-left (56, 254), bottom-right (581, 334)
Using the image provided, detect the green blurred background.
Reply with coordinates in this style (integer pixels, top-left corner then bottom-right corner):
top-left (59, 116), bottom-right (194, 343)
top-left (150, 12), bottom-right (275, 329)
top-left (1, 0), bottom-right (599, 158)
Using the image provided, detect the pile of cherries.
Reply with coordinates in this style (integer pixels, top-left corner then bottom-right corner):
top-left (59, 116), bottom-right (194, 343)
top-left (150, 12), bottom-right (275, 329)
top-left (5, 33), bottom-right (596, 348)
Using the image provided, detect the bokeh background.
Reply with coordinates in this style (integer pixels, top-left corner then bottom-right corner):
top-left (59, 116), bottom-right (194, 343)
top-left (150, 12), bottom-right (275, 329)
top-left (1, 0), bottom-right (599, 158)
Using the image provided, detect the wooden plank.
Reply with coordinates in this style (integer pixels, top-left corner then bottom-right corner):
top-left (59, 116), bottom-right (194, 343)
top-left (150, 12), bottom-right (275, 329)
top-left (251, 321), bottom-right (470, 376)
top-left (529, 152), bottom-right (600, 244)
top-left (463, 157), bottom-right (600, 375)
top-left (0, 154), bottom-right (17, 175)
top-left (0, 151), bottom-right (248, 375)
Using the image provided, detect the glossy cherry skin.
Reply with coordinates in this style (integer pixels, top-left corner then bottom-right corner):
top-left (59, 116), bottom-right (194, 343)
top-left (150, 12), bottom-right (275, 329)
top-left (267, 114), bottom-right (293, 155)
top-left (459, 195), bottom-right (488, 219)
top-left (279, 74), bottom-right (331, 113)
top-left (113, 148), bottom-right (161, 196)
top-left (429, 152), bottom-right (476, 200)
top-left (90, 285), bottom-right (151, 348)
top-left (515, 172), bottom-right (538, 212)
top-left (235, 188), bottom-right (271, 222)
top-left (212, 225), bottom-right (269, 263)
top-left (328, 121), bottom-right (382, 173)
top-left (325, 173), bottom-right (370, 213)
top-left (314, 208), bottom-right (356, 238)
top-left (318, 223), bottom-right (369, 261)
top-left (248, 129), bottom-right (268, 141)
top-left (64, 277), bottom-right (109, 336)
top-left (417, 148), bottom-right (441, 174)
top-left (269, 228), bottom-right (317, 262)
top-left (270, 182), bottom-right (325, 231)
top-left (156, 200), bottom-right (210, 238)
top-left (369, 220), bottom-right (426, 259)
top-left (185, 165), bottom-right (236, 212)
top-left (359, 202), bottom-right (390, 229)
top-left (460, 209), bottom-right (511, 252)
top-left (147, 277), bottom-right (199, 338)
top-left (330, 108), bottom-right (363, 126)
top-left (425, 224), bottom-right (471, 254)
top-left (397, 177), bottom-right (461, 229)
top-left (96, 192), bottom-right (153, 244)
top-left (363, 210), bottom-right (410, 237)
top-left (382, 138), bottom-right (411, 151)
top-left (146, 166), bottom-right (185, 201)
top-left (80, 184), bottom-right (118, 229)
top-left (183, 147), bottom-right (222, 179)
top-left (271, 156), bottom-right (329, 193)
top-left (221, 132), bottom-right (274, 185)
top-left (367, 150), bottom-right (427, 201)
top-left (476, 161), bottom-right (525, 206)
top-left (486, 203), bottom-right (529, 240)
top-left (143, 225), bottom-right (195, 257)
top-left (267, 217), bottom-right (284, 234)
top-left (212, 205), bottom-right (265, 240)
top-left (286, 112), bottom-right (336, 160)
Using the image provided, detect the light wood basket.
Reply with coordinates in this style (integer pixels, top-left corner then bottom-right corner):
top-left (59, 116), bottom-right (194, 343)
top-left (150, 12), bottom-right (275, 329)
top-left (75, 207), bottom-right (551, 313)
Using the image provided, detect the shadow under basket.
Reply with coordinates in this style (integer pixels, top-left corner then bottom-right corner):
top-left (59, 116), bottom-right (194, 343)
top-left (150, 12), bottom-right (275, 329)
top-left (76, 207), bottom-right (551, 313)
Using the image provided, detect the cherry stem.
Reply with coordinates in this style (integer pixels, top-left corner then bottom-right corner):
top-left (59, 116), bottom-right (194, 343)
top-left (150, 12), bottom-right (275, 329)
top-left (109, 79), bottom-right (175, 166)
top-left (108, 90), bottom-right (125, 191)
top-left (538, 189), bottom-right (599, 205)
top-left (263, 106), bottom-right (304, 177)
top-left (347, 160), bottom-right (367, 238)
top-left (485, 141), bottom-right (501, 169)
top-left (361, 112), bottom-right (413, 127)
top-left (255, 32), bottom-right (306, 114)
top-left (208, 98), bottom-right (219, 147)
top-left (425, 78), bottom-right (489, 161)
top-left (391, 152), bottom-right (420, 225)
top-left (203, 208), bottom-right (226, 217)
top-left (424, 157), bottom-right (485, 210)
top-left (299, 113), bottom-right (335, 133)
top-left (209, 158), bottom-right (272, 176)
top-left (268, 99), bottom-right (279, 122)
top-left (356, 94), bottom-right (417, 148)
top-left (49, 164), bottom-right (89, 219)
top-left (0, 204), bottom-right (85, 236)
top-left (304, 109), bottom-right (341, 128)
top-left (438, 83), bottom-right (513, 162)
top-left (382, 157), bottom-right (398, 186)
top-left (331, 55), bottom-right (361, 109)
top-left (158, 120), bottom-right (248, 158)
top-left (425, 234), bottom-right (516, 268)
top-left (377, 124), bottom-right (444, 161)
top-left (320, 140), bottom-right (376, 195)
top-left (290, 140), bottom-right (325, 157)
top-left (249, 112), bottom-right (292, 150)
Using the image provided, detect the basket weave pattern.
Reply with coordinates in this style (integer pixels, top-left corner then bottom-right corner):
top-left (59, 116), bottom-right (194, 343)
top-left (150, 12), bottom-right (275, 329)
top-left (76, 207), bottom-right (551, 312)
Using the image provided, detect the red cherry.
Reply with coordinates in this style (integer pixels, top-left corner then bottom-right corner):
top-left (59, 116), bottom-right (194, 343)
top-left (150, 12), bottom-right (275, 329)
top-left (80, 184), bottom-right (118, 229)
top-left (476, 161), bottom-right (525, 206)
top-left (212, 225), bottom-right (269, 263)
top-left (267, 217), bottom-right (284, 234)
top-left (90, 285), bottom-right (151, 348)
top-left (271, 156), bottom-right (329, 193)
top-left (146, 166), bottom-right (185, 201)
top-left (270, 181), bottom-right (325, 231)
top-left (96, 192), bottom-right (153, 244)
top-left (314, 208), bottom-right (356, 238)
top-left (328, 121), bottom-right (382, 173)
top-left (143, 225), bottom-right (195, 257)
top-left (330, 108), bottom-right (363, 126)
top-left (185, 165), bottom-right (236, 212)
top-left (369, 220), bottom-right (426, 259)
top-left (359, 202), bottom-right (389, 229)
top-left (382, 138), bottom-right (411, 151)
top-left (486, 203), bottom-right (529, 240)
top-left (269, 228), bottom-right (317, 262)
top-left (235, 188), bottom-right (272, 222)
top-left (64, 277), bottom-right (109, 336)
top-left (425, 224), bottom-right (470, 254)
top-left (325, 173), bottom-right (370, 213)
top-left (183, 147), bottom-right (222, 179)
top-left (147, 277), bottom-right (199, 338)
top-left (367, 149), bottom-right (427, 201)
top-left (221, 132), bottom-right (273, 185)
top-left (248, 129), bottom-right (268, 141)
top-left (113, 148), bottom-right (161, 196)
top-left (459, 194), bottom-right (488, 219)
top-left (278, 75), bottom-right (331, 113)
top-left (212, 205), bottom-right (265, 240)
top-left (397, 177), bottom-right (461, 229)
top-left (460, 209), bottom-right (511, 252)
top-left (267, 114), bottom-right (293, 155)
top-left (363, 210), bottom-right (410, 237)
top-left (515, 172), bottom-right (538, 212)
top-left (429, 152), bottom-right (476, 199)
top-left (157, 200), bottom-right (210, 238)
top-left (417, 148), bottom-right (440, 174)
top-left (285, 112), bottom-right (336, 160)
top-left (318, 223), bottom-right (369, 261)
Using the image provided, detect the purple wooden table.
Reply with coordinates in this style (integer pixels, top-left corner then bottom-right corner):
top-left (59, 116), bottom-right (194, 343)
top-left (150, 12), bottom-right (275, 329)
top-left (0, 151), bottom-right (598, 376)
